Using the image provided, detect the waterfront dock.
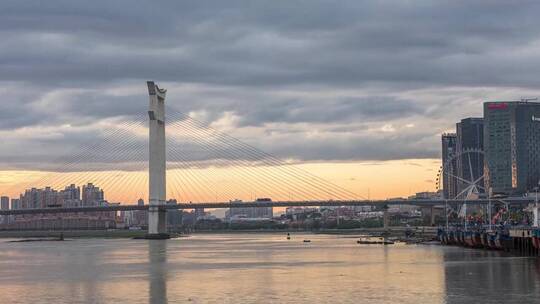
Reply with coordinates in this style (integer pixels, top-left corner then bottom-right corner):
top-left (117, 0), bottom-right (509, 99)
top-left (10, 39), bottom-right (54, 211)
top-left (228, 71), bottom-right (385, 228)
top-left (438, 227), bottom-right (540, 256)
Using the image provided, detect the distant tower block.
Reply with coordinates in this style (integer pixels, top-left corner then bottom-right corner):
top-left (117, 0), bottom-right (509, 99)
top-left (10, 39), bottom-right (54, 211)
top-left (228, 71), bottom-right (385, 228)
top-left (146, 81), bottom-right (169, 239)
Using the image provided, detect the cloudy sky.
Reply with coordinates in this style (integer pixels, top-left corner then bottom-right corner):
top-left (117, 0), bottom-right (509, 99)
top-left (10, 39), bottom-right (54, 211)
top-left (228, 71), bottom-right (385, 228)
top-left (1, 1), bottom-right (540, 199)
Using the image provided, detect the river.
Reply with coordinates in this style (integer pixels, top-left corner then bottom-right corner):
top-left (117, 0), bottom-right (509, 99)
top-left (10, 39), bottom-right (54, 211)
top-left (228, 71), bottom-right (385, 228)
top-left (0, 233), bottom-right (539, 303)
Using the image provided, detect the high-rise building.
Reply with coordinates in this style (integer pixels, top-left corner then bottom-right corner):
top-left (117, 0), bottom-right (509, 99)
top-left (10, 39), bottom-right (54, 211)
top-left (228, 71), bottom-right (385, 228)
top-left (441, 133), bottom-right (457, 199)
top-left (43, 187), bottom-right (61, 208)
top-left (82, 183), bottom-right (104, 206)
top-left (20, 187), bottom-right (61, 209)
top-left (253, 198), bottom-right (273, 219)
top-left (456, 118), bottom-right (484, 197)
top-left (194, 207), bottom-right (205, 220)
top-left (225, 198), bottom-right (273, 220)
top-left (11, 198), bottom-right (20, 210)
top-left (20, 188), bottom-right (37, 209)
top-left (484, 101), bottom-right (540, 194)
top-left (165, 199), bottom-right (181, 230)
top-left (0, 196), bottom-right (9, 210)
top-left (61, 184), bottom-right (80, 200)
top-left (0, 196), bottom-right (8, 225)
top-left (8, 185), bottom-right (119, 230)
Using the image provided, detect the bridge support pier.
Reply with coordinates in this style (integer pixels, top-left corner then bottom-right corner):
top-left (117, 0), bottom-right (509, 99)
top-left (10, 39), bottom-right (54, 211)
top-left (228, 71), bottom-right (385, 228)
top-left (146, 81), bottom-right (169, 239)
top-left (147, 206), bottom-right (168, 238)
top-left (383, 205), bottom-right (389, 231)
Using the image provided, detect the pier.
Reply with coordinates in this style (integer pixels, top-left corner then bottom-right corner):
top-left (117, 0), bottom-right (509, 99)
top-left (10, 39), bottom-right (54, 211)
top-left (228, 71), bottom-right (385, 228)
top-left (438, 227), bottom-right (540, 256)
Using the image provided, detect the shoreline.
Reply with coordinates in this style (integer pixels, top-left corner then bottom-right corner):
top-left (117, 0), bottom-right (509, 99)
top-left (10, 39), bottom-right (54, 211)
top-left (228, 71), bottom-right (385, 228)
top-left (0, 226), bottom-right (438, 239)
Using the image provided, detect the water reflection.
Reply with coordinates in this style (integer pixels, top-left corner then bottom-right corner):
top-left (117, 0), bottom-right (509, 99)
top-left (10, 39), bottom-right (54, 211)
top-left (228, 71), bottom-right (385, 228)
top-left (149, 240), bottom-right (168, 304)
top-left (2, 235), bottom-right (540, 303)
top-left (442, 249), bottom-right (540, 303)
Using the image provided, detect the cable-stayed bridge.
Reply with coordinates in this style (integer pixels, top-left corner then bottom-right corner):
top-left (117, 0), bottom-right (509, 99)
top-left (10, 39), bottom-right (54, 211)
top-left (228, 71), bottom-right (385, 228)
top-left (1, 81), bottom-right (534, 237)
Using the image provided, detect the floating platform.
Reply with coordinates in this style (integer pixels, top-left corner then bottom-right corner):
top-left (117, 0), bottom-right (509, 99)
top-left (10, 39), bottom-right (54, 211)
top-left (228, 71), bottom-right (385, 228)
top-left (8, 238), bottom-right (67, 243)
top-left (136, 233), bottom-right (171, 240)
top-left (357, 238), bottom-right (394, 245)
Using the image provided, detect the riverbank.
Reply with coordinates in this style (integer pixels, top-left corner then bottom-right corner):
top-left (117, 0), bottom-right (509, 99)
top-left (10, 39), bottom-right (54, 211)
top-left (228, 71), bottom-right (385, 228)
top-left (0, 230), bottom-right (148, 239)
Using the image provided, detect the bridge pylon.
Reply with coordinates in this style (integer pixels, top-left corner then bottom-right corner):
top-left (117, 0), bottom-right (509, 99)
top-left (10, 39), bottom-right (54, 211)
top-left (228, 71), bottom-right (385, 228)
top-left (146, 81), bottom-right (169, 239)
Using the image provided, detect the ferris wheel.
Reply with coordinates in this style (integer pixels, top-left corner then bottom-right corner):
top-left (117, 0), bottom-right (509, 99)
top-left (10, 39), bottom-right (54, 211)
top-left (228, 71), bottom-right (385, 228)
top-left (436, 148), bottom-right (486, 200)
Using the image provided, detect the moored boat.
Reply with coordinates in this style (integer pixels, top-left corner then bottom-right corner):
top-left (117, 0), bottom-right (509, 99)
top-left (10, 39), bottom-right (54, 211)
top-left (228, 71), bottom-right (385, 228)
top-left (462, 231), bottom-right (471, 247)
top-left (501, 234), bottom-right (513, 252)
top-left (357, 237), bottom-right (394, 245)
top-left (438, 230), bottom-right (447, 244)
top-left (531, 229), bottom-right (540, 249)
top-left (473, 231), bottom-right (482, 248)
top-left (487, 233), bottom-right (498, 249)
top-left (480, 232), bottom-right (489, 248)
top-left (457, 231), bottom-right (465, 245)
top-left (494, 232), bottom-right (505, 250)
top-left (448, 231), bottom-right (456, 245)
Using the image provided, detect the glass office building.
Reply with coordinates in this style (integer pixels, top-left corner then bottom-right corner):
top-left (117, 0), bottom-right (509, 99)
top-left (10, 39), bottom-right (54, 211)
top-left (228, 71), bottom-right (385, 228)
top-left (441, 133), bottom-right (457, 199)
top-left (484, 101), bottom-right (540, 194)
top-left (456, 118), bottom-right (484, 196)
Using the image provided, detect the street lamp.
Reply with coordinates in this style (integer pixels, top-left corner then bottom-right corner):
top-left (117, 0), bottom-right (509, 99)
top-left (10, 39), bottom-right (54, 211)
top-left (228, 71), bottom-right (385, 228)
top-left (445, 199), bottom-right (449, 231)
top-left (488, 187), bottom-right (492, 232)
top-left (533, 181), bottom-right (539, 228)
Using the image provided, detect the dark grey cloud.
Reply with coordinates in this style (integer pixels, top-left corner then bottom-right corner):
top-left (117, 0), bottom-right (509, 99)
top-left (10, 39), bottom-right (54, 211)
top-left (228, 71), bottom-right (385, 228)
top-left (237, 96), bottom-right (425, 126)
top-left (2, 1), bottom-right (540, 87)
top-left (0, 1), bottom-right (539, 170)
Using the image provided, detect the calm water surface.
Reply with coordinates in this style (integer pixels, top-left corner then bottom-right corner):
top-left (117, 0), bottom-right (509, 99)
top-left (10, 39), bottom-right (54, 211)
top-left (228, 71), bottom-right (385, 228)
top-left (1, 233), bottom-right (540, 303)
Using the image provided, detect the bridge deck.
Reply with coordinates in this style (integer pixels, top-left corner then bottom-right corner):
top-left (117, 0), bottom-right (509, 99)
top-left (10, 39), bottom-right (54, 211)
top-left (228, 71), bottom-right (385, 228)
top-left (0, 198), bottom-right (532, 215)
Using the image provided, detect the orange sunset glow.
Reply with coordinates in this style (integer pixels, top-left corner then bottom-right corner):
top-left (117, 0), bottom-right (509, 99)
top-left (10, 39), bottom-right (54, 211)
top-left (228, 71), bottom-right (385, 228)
top-left (0, 159), bottom-right (439, 203)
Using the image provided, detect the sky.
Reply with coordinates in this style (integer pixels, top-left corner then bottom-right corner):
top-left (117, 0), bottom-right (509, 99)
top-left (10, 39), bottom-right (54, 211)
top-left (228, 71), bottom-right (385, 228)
top-left (2, 1), bottom-right (540, 202)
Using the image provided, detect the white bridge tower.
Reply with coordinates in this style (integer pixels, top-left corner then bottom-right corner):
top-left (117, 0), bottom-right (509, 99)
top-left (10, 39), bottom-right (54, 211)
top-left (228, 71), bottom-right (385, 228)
top-left (146, 81), bottom-right (169, 239)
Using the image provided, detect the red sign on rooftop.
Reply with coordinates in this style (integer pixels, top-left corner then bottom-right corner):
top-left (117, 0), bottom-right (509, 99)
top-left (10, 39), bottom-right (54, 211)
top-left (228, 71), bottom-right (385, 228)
top-left (488, 103), bottom-right (508, 110)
